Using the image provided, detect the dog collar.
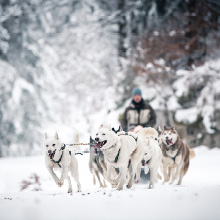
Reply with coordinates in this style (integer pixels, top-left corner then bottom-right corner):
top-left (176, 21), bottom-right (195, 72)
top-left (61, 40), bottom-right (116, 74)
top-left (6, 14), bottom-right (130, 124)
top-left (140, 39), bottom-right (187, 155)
top-left (102, 143), bottom-right (116, 151)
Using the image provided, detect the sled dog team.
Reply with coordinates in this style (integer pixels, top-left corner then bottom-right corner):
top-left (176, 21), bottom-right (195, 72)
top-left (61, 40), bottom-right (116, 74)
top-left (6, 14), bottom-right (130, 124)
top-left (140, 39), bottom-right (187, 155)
top-left (44, 125), bottom-right (195, 193)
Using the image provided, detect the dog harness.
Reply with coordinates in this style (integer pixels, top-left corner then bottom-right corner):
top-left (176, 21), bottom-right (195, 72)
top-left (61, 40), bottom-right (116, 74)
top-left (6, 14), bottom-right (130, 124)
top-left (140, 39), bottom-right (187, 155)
top-left (118, 132), bottom-right (138, 142)
top-left (51, 144), bottom-right (66, 168)
top-left (51, 144), bottom-right (84, 168)
top-left (113, 132), bottom-right (138, 163)
top-left (114, 149), bottom-right (121, 163)
top-left (168, 150), bottom-right (179, 162)
top-left (50, 144), bottom-right (76, 168)
top-left (163, 145), bottom-right (180, 163)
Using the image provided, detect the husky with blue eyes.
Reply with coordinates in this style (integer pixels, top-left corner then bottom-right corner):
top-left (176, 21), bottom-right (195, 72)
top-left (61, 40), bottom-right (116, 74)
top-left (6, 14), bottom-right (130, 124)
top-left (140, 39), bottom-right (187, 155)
top-left (160, 126), bottom-right (193, 185)
top-left (94, 124), bottom-right (145, 191)
top-left (44, 132), bottom-right (81, 193)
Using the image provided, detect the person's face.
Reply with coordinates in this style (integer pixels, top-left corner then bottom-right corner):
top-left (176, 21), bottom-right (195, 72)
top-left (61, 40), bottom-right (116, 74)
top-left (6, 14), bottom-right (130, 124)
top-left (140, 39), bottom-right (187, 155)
top-left (133, 94), bottom-right (142, 103)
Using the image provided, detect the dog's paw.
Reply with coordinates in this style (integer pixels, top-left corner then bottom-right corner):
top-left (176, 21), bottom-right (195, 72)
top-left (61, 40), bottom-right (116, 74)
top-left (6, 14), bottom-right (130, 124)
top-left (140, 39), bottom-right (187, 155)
top-left (126, 184), bottom-right (132, 189)
top-left (112, 179), bottom-right (118, 184)
top-left (135, 179), bottom-right (140, 184)
top-left (101, 184), bottom-right (107, 188)
top-left (163, 178), bottom-right (169, 183)
top-left (68, 189), bottom-right (72, 193)
top-left (111, 184), bottom-right (117, 188)
top-left (116, 187), bottom-right (123, 191)
top-left (148, 184), bottom-right (154, 189)
top-left (58, 181), bottom-right (64, 187)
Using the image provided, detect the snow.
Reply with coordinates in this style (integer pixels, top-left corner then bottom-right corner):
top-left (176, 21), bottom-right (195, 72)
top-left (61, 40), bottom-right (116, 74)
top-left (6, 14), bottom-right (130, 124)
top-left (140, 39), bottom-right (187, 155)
top-left (1, 146), bottom-right (220, 220)
top-left (175, 107), bottom-right (198, 124)
top-left (172, 58), bottom-right (220, 133)
top-left (167, 96), bottom-right (181, 111)
top-left (12, 78), bottom-right (35, 104)
top-left (169, 30), bottom-right (176, 36)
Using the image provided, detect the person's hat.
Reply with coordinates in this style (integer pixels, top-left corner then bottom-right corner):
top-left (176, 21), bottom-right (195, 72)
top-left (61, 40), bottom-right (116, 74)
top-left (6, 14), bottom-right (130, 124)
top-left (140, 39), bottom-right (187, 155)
top-left (132, 87), bottom-right (142, 96)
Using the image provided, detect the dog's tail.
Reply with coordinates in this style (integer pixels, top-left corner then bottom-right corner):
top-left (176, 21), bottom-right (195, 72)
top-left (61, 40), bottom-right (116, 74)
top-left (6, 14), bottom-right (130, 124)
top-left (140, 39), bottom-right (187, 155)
top-left (189, 149), bottom-right (196, 159)
top-left (68, 132), bottom-right (80, 153)
top-left (74, 132), bottom-right (80, 144)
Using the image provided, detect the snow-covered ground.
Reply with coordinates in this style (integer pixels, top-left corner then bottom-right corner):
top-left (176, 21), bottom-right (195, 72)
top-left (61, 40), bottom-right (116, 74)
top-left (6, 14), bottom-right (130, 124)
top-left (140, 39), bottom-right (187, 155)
top-left (1, 146), bottom-right (220, 220)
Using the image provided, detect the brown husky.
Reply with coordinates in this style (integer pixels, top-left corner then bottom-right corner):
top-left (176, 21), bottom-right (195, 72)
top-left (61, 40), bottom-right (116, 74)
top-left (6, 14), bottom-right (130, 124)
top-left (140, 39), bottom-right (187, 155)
top-left (160, 126), bottom-right (194, 185)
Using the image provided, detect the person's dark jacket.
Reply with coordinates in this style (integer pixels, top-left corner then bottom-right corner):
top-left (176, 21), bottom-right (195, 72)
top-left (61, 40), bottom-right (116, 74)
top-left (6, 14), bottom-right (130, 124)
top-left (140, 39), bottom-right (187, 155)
top-left (121, 98), bottom-right (156, 131)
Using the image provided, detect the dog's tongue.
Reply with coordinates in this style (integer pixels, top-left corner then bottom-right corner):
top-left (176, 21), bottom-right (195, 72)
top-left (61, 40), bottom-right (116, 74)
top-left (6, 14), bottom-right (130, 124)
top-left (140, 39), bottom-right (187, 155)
top-left (93, 142), bottom-right (103, 148)
top-left (166, 138), bottom-right (173, 145)
top-left (49, 153), bottom-right (53, 159)
top-left (49, 149), bottom-right (56, 159)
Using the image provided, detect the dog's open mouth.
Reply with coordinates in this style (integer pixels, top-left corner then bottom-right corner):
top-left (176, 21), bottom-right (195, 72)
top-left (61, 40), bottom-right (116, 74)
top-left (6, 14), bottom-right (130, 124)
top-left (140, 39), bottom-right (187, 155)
top-left (48, 149), bottom-right (56, 159)
top-left (166, 137), bottom-right (173, 145)
top-left (94, 140), bottom-right (107, 148)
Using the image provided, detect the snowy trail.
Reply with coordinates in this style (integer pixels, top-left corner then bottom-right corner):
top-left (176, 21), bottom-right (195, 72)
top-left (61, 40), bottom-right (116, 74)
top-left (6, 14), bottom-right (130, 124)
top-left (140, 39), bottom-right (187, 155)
top-left (0, 146), bottom-right (220, 220)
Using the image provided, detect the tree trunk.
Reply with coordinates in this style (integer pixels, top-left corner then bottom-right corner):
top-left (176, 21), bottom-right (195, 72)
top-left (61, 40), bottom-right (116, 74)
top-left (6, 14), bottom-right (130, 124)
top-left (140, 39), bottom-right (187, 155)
top-left (118, 0), bottom-right (127, 58)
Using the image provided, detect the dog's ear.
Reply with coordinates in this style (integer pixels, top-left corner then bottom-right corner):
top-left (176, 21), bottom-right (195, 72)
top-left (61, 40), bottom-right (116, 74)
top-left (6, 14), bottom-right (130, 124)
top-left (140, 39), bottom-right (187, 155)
top-left (54, 132), bottom-right (59, 139)
top-left (90, 136), bottom-right (95, 147)
top-left (45, 133), bottom-right (49, 139)
top-left (164, 125), bottom-right (168, 130)
top-left (157, 126), bottom-right (162, 133)
top-left (99, 124), bottom-right (103, 129)
top-left (171, 126), bottom-right (175, 130)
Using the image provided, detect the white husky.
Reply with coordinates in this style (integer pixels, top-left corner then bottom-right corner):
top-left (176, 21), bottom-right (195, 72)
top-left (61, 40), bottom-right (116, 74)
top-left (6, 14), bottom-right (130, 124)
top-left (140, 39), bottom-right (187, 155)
top-left (44, 132), bottom-right (81, 193)
top-left (136, 127), bottom-right (162, 188)
top-left (94, 125), bottom-right (144, 190)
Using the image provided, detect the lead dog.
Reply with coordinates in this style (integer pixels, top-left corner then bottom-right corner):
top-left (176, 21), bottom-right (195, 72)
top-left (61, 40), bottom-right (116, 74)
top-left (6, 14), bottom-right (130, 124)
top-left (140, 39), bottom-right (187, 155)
top-left (44, 132), bottom-right (81, 193)
top-left (160, 126), bottom-right (191, 185)
top-left (136, 127), bottom-right (162, 188)
top-left (94, 125), bottom-right (144, 190)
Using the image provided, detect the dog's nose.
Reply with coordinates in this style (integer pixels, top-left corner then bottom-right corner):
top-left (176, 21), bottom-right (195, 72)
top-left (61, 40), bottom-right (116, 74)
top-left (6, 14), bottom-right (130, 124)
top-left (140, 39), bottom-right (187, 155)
top-left (95, 137), bottom-right (99, 142)
top-left (48, 150), bottom-right (52, 154)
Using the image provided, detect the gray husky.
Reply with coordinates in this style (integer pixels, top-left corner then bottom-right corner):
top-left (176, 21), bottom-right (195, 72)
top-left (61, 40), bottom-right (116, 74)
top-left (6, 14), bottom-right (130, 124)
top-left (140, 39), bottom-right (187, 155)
top-left (89, 136), bottom-right (118, 188)
top-left (89, 136), bottom-right (107, 188)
